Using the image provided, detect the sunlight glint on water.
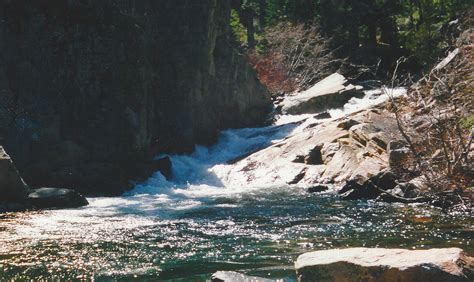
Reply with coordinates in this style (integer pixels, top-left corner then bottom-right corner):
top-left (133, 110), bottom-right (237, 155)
top-left (0, 87), bottom-right (472, 280)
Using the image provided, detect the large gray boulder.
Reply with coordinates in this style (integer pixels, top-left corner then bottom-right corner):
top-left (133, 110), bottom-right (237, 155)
top-left (339, 170), bottom-right (399, 200)
top-left (0, 146), bottom-right (88, 211)
top-left (281, 73), bottom-right (363, 115)
top-left (0, 146), bottom-right (29, 202)
top-left (28, 188), bottom-right (88, 209)
top-left (295, 248), bottom-right (473, 282)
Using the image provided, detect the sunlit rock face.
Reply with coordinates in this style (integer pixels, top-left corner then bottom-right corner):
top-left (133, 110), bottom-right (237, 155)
top-left (295, 248), bottom-right (474, 281)
top-left (217, 106), bottom-right (402, 188)
top-left (0, 0), bottom-right (271, 194)
top-left (279, 73), bottom-right (364, 115)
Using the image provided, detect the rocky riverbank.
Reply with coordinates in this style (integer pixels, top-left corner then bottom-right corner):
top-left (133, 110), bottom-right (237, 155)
top-left (222, 103), bottom-right (400, 187)
top-left (220, 15), bottom-right (473, 211)
top-left (0, 146), bottom-right (88, 212)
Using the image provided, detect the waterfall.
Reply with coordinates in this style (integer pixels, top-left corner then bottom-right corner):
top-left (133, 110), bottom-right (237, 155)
top-left (84, 87), bottom-right (407, 214)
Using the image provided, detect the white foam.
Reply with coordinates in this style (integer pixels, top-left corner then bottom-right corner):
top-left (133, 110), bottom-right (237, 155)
top-left (23, 86), bottom-right (408, 220)
top-left (120, 86), bottom-right (406, 210)
top-left (328, 87), bottom-right (406, 119)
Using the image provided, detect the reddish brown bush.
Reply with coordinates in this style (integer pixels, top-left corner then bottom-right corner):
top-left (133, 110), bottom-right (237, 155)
top-left (247, 51), bottom-right (298, 94)
top-left (247, 22), bottom-right (343, 95)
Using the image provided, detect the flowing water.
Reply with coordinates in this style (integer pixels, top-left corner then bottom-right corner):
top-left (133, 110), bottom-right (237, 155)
top-left (0, 89), bottom-right (472, 280)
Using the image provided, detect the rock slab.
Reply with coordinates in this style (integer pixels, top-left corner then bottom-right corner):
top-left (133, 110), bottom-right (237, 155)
top-left (220, 108), bottom-right (399, 188)
top-left (28, 188), bottom-right (88, 209)
top-left (0, 146), bottom-right (88, 211)
top-left (281, 73), bottom-right (363, 115)
top-left (295, 248), bottom-right (473, 282)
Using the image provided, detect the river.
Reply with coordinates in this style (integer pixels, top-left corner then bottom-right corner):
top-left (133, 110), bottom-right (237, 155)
top-left (0, 89), bottom-right (472, 280)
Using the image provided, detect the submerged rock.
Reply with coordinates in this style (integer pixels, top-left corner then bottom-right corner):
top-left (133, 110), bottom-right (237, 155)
top-left (307, 185), bottom-right (330, 193)
top-left (339, 180), bottom-right (375, 200)
top-left (152, 157), bottom-right (173, 180)
top-left (28, 188), bottom-right (88, 209)
top-left (295, 248), bottom-right (474, 282)
top-left (281, 73), bottom-right (364, 115)
top-left (339, 171), bottom-right (466, 207)
top-left (0, 146), bottom-right (89, 211)
top-left (211, 271), bottom-right (277, 282)
top-left (368, 170), bottom-right (399, 190)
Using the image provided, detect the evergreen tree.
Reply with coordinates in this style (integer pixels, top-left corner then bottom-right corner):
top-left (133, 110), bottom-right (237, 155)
top-left (231, 0), bottom-right (472, 64)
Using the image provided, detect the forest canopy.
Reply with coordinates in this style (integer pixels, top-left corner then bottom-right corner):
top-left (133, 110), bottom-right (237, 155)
top-left (231, 0), bottom-right (472, 68)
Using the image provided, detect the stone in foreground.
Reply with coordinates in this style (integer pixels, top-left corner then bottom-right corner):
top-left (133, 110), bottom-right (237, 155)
top-left (211, 271), bottom-right (279, 282)
top-left (28, 188), bottom-right (89, 209)
top-left (295, 248), bottom-right (473, 282)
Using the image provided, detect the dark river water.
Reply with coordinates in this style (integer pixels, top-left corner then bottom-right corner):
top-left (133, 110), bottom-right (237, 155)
top-left (1, 189), bottom-right (472, 280)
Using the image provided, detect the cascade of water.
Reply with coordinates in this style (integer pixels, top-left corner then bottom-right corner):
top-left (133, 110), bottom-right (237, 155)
top-left (5, 87), bottom-right (409, 238)
top-left (123, 87), bottom-right (407, 202)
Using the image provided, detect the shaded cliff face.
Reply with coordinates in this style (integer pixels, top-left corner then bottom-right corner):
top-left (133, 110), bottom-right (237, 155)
top-left (0, 0), bottom-right (271, 194)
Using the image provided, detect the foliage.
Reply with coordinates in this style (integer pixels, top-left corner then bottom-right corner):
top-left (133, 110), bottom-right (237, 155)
top-left (230, 0), bottom-right (473, 68)
top-left (460, 115), bottom-right (474, 129)
top-left (230, 9), bottom-right (247, 44)
top-left (248, 22), bottom-right (342, 94)
top-left (386, 20), bottom-right (473, 194)
top-left (395, 0), bottom-right (472, 66)
top-left (247, 50), bottom-right (297, 94)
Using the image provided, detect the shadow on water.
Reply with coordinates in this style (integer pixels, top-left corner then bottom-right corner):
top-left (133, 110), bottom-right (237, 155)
top-left (2, 189), bottom-right (472, 280)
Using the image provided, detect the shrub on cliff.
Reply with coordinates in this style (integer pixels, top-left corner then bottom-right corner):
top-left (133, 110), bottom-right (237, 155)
top-left (247, 22), bottom-right (343, 94)
top-left (231, 0), bottom-right (473, 83)
top-left (385, 9), bottom-right (473, 201)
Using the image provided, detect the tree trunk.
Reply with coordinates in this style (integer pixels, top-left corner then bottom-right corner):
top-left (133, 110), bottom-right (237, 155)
top-left (258, 0), bottom-right (267, 30)
top-left (246, 13), bottom-right (255, 48)
top-left (348, 23), bottom-right (360, 50)
top-left (241, 8), bottom-right (255, 48)
top-left (380, 18), bottom-right (397, 46)
top-left (367, 21), bottom-right (377, 46)
top-left (344, 0), bottom-right (359, 51)
top-left (234, 2), bottom-right (256, 49)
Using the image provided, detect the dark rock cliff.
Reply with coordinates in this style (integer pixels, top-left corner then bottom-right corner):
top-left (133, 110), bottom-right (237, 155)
top-left (0, 0), bottom-right (271, 195)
